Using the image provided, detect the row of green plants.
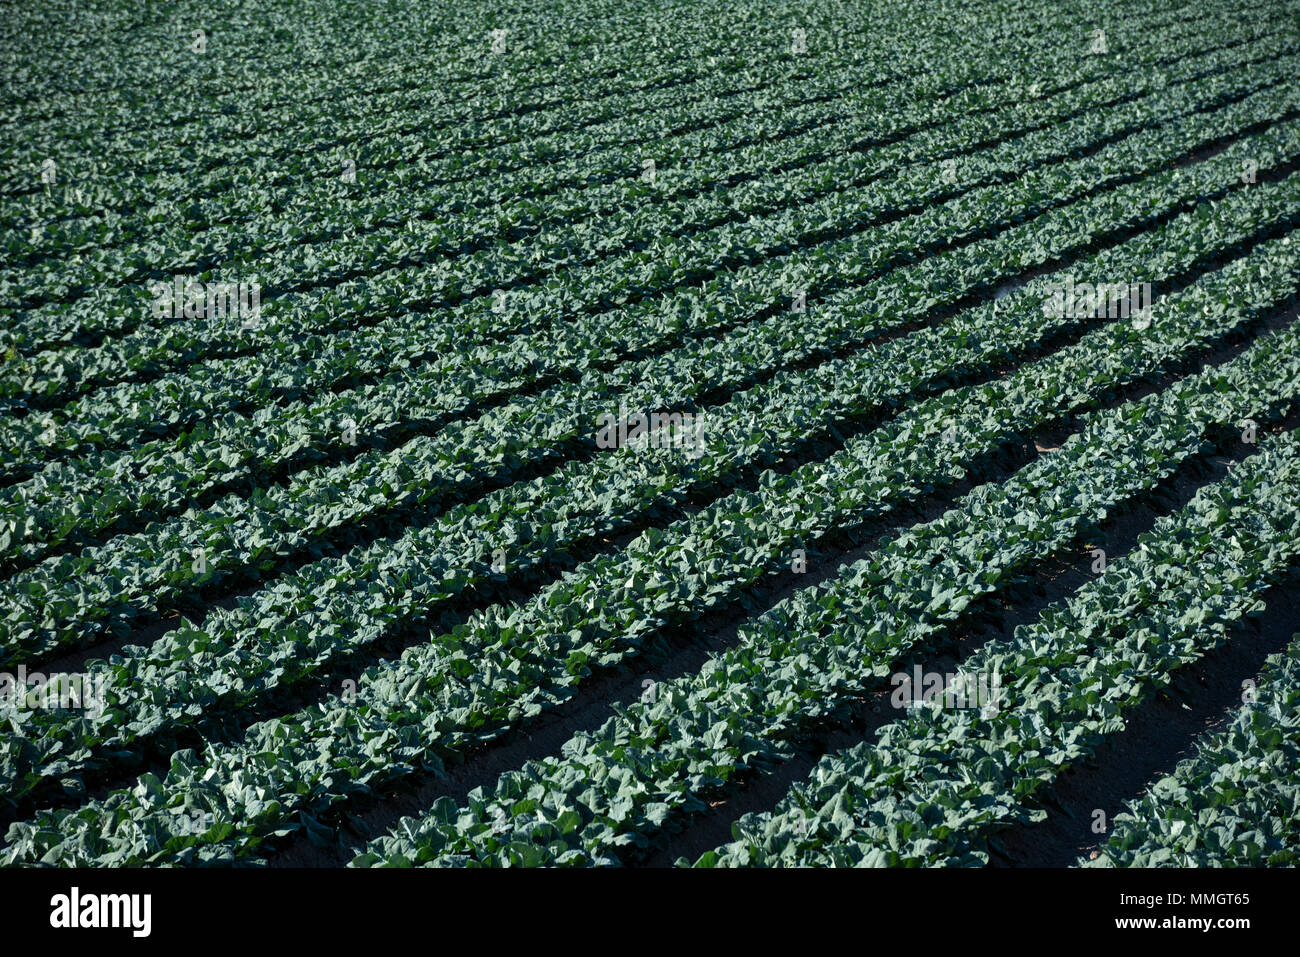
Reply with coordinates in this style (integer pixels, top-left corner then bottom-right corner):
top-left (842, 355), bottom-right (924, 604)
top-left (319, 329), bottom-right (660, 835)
top-left (4, 93), bottom-right (1294, 665)
top-left (6, 164), bottom-right (1297, 805)
top-left (5, 214), bottom-right (1299, 863)
top-left (693, 432), bottom-right (1300, 866)
top-left (0, 0), bottom-right (809, 176)
top-left (5, 29), bottom-right (1286, 573)
top-left (0, 0), bottom-right (1116, 229)
top-left (1, 0), bottom-right (1223, 338)
top-left (6, 28), bottom-right (1287, 418)
top-left (3, 2), bottom-right (974, 274)
top-left (348, 309), bottom-right (1300, 867)
top-left (1083, 637), bottom-right (1300, 867)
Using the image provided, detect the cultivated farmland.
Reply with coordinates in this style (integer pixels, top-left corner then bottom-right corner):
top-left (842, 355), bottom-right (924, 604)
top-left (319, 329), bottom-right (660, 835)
top-left (2, 0), bottom-right (1300, 870)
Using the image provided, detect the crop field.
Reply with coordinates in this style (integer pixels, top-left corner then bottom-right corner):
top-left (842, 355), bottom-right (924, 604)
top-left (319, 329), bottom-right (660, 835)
top-left (2, 0), bottom-right (1300, 878)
